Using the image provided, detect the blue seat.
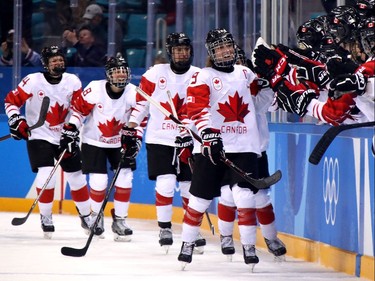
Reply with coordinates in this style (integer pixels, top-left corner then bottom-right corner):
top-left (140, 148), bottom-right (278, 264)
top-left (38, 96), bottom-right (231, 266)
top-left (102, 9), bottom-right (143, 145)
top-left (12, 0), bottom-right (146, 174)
top-left (124, 48), bottom-right (146, 68)
top-left (122, 13), bottom-right (148, 48)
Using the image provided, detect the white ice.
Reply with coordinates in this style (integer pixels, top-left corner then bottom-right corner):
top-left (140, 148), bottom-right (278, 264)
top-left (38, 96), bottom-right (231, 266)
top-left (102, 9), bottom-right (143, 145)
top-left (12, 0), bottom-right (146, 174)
top-left (0, 212), bottom-right (367, 281)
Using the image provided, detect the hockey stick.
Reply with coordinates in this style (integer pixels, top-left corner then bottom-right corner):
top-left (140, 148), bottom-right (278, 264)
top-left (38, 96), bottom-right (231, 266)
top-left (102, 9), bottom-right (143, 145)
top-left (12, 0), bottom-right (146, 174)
top-left (11, 148), bottom-right (66, 226)
top-left (136, 87), bottom-right (282, 189)
top-left (61, 150), bottom-right (125, 257)
top-left (0, 96), bottom-right (50, 142)
top-left (309, 121), bottom-right (375, 165)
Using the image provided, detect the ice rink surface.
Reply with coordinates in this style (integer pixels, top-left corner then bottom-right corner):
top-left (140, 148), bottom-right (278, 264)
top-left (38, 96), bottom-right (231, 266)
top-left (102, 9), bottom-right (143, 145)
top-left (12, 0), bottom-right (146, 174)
top-left (0, 212), bottom-right (368, 281)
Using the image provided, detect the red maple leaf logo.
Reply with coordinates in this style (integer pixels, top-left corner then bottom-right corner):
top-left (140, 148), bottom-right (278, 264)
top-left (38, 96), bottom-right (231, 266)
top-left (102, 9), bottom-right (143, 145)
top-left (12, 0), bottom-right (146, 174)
top-left (98, 117), bottom-right (124, 137)
top-left (160, 94), bottom-right (185, 120)
top-left (46, 102), bottom-right (68, 126)
top-left (217, 92), bottom-right (250, 123)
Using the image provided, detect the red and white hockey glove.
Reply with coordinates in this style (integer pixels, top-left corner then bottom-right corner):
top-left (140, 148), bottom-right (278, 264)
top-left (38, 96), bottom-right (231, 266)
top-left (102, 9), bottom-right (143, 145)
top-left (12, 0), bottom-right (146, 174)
top-left (8, 114), bottom-right (29, 140)
top-left (175, 135), bottom-right (194, 165)
top-left (201, 128), bottom-right (225, 165)
top-left (321, 94), bottom-right (356, 126)
top-left (121, 126), bottom-right (142, 159)
top-left (253, 45), bottom-right (290, 90)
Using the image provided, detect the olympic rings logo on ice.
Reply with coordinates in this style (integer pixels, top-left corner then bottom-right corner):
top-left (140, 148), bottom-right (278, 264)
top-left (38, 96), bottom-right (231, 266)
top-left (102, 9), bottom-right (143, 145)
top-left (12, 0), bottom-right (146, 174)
top-left (322, 157), bottom-right (339, 225)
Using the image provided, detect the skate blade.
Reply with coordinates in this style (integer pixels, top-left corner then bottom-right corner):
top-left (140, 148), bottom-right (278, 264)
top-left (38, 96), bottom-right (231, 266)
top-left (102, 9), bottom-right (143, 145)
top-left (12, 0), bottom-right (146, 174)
top-left (43, 232), bottom-right (53, 239)
top-left (225, 254), bottom-right (234, 262)
top-left (274, 255), bottom-right (286, 262)
top-left (162, 245), bottom-right (170, 254)
top-left (248, 263), bottom-right (256, 273)
top-left (193, 246), bottom-right (204, 255)
top-left (180, 262), bottom-right (188, 270)
top-left (113, 234), bottom-right (132, 242)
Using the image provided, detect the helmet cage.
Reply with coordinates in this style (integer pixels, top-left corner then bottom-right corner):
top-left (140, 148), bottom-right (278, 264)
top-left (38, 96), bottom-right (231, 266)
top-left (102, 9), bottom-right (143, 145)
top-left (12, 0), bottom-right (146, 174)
top-left (206, 38), bottom-right (237, 68)
top-left (360, 18), bottom-right (375, 56)
top-left (40, 45), bottom-right (66, 75)
top-left (165, 32), bottom-right (193, 69)
top-left (105, 55), bottom-right (131, 89)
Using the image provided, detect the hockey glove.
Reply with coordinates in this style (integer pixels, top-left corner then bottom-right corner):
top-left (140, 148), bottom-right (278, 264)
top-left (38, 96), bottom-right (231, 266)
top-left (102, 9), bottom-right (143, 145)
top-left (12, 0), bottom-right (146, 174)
top-left (59, 123), bottom-right (79, 158)
top-left (175, 135), bottom-right (194, 165)
top-left (201, 128), bottom-right (225, 165)
top-left (328, 73), bottom-right (367, 99)
top-left (121, 126), bottom-right (142, 159)
top-left (253, 45), bottom-right (290, 90)
top-left (296, 59), bottom-right (331, 89)
top-left (276, 80), bottom-right (319, 116)
top-left (321, 94), bottom-right (356, 126)
top-left (8, 114), bottom-right (29, 140)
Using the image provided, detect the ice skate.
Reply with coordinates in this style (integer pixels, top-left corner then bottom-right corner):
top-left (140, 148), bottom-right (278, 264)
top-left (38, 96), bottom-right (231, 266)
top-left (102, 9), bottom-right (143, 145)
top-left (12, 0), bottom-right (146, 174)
top-left (265, 237), bottom-right (287, 262)
top-left (77, 208), bottom-right (94, 235)
top-left (193, 232), bottom-right (206, 255)
top-left (91, 211), bottom-right (105, 239)
top-left (159, 228), bottom-right (173, 254)
top-left (242, 244), bottom-right (259, 272)
top-left (220, 235), bottom-right (235, 261)
top-left (178, 242), bottom-right (195, 270)
top-left (40, 214), bottom-right (54, 239)
top-left (111, 209), bottom-right (133, 242)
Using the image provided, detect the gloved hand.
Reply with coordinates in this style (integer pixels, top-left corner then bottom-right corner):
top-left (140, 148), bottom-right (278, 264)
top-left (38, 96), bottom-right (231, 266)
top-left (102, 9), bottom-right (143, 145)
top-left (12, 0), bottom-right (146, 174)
top-left (8, 114), bottom-right (29, 140)
top-left (59, 123), bottom-right (79, 158)
top-left (253, 45), bottom-right (290, 90)
top-left (201, 128), bottom-right (224, 165)
top-left (175, 135), bottom-right (193, 165)
top-left (328, 73), bottom-right (367, 99)
top-left (321, 94), bottom-right (356, 126)
top-left (121, 126), bottom-right (142, 159)
top-left (276, 80), bottom-right (319, 116)
top-left (296, 59), bottom-right (331, 89)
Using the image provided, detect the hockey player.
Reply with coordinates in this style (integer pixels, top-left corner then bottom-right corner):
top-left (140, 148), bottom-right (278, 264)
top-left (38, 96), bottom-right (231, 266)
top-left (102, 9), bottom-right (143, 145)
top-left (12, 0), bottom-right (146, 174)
top-left (62, 53), bottom-right (142, 242)
top-left (217, 48), bottom-right (286, 262)
top-left (128, 32), bottom-right (206, 253)
top-left (4, 45), bottom-right (92, 239)
top-left (177, 28), bottom-right (265, 270)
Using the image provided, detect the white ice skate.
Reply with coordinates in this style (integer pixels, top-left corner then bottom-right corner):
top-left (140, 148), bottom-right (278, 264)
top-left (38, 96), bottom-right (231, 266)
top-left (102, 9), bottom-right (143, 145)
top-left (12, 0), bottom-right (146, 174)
top-left (265, 237), bottom-right (287, 262)
top-left (40, 214), bottom-right (54, 239)
top-left (111, 209), bottom-right (133, 242)
top-left (220, 235), bottom-right (235, 261)
top-left (242, 244), bottom-right (259, 272)
top-left (178, 242), bottom-right (194, 270)
top-left (159, 228), bottom-right (173, 254)
top-left (193, 232), bottom-right (206, 255)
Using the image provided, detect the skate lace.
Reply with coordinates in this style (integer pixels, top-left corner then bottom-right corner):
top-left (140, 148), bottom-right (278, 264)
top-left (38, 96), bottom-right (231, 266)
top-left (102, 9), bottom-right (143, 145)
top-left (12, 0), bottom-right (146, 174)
top-left (221, 235), bottom-right (234, 248)
top-left (159, 228), bottom-right (172, 239)
top-left (181, 242), bottom-right (194, 255)
top-left (113, 217), bottom-right (130, 231)
top-left (40, 214), bottom-right (53, 226)
top-left (243, 244), bottom-right (256, 257)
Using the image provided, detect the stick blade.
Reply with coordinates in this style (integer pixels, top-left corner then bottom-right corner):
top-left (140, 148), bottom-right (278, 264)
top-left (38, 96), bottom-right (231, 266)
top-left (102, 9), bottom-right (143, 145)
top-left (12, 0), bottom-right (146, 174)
top-left (11, 216), bottom-right (28, 226)
top-left (61, 246), bottom-right (88, 257)
top-left (309, 127), bottom-right (340, 165)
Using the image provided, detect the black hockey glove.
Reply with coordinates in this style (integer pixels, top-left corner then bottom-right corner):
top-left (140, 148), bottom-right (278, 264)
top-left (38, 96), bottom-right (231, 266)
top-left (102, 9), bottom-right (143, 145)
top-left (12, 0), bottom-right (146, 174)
top-left (59, 123), bottom-right (79, 158)
top-left (296, 59), bottom-right (331, 89)
top-left (201, 128), bottom-right (225, 165)
top-left (121, 127), bottom-right (142, 159)
top-left (276, 80), bottom-right (319, 116)
top-left (328, 73), bottom-right (367, 99)
top-left (175, 135), bottom-right (193, 165)
top-left (8, 114), bottom-right (29, 140)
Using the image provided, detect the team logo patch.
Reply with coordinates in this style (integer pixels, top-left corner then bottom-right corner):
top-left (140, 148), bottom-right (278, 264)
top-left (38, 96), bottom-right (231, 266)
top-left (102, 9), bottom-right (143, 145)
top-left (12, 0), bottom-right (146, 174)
top-left (212, 77), bottom-right (222, 91)
top-left (158, 77), bottom-right (167, 90)
top-left (97, 103), bottom-right (104, 113)
top-left (38, 91), bottom-right (45, 100)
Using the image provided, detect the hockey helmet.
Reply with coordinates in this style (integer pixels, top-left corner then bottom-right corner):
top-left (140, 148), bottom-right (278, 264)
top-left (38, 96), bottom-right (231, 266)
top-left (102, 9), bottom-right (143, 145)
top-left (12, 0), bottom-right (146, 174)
top-left (205, 28), bottom-right (237, 68)
top-left (105, 53), bottom-right (131, 89)
top-left (296, 18), bottom-right (325, 49)
top-left (359, 16), bottom-right (375, 56)
top-left (235, 45), bottom-right (247, 66)
top-left (41, 45), bottom-right (66, 75)
top-left (165, 32), bottom-right (193, 71)
top-left (328, 5), bottom-right (360, 44)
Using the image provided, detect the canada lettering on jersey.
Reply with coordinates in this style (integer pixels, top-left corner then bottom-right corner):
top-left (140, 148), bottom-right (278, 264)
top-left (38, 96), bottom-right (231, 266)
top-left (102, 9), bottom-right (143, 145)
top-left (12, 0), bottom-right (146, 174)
top-left (221, 125), bottom-right (248, 134)
top-left (99, 136), bottom-right (121, 144)
top-left (161, 122), bottom-right (179, 131)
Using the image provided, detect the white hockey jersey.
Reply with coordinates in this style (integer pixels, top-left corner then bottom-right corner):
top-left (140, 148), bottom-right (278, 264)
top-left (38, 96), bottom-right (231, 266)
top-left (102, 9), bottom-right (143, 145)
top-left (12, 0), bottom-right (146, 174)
top-left (68, 80), bottom-right (139, 148)
top-left (129, 63), bottom-right (200, 147)
top-left (4, 72), bottom-right (82, 145)
top-left (187, 64), bottom-right (261, 155)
